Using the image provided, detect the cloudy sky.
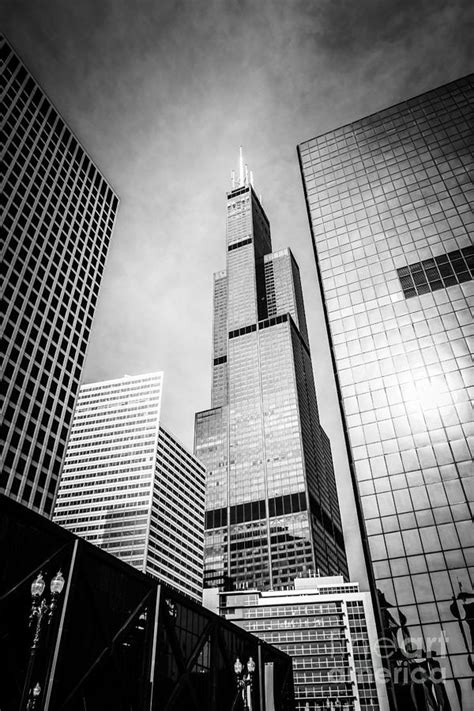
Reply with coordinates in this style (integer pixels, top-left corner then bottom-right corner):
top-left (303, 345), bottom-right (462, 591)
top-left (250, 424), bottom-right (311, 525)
top-left (3, 0), bottom-right (473, 585)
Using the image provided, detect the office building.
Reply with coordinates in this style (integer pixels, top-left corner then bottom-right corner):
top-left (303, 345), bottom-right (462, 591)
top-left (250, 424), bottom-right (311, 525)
top-left (2, 495), bottom-right (294, 711)
top-left (1, 34), bottom-right (119, 516)
top-left (195, 150), bottom-right (348, 591)
top-left (299, 76), bottom-right (473, 710)
top-left (53, 373), bottom-right (205, 602)
top-left (217, 575), bottom-right (390, 711)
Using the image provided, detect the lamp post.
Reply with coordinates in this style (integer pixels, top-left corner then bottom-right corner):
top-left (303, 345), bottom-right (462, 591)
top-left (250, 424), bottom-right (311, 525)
top-left (21, 571), bottom-right (65, 710)
top-left (234, 656), bottom-right (256, 710)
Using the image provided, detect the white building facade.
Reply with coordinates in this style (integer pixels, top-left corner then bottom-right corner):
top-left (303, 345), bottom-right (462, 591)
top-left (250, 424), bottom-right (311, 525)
top-left (53, 372), bottom-right (205, 601)
top-left (213, 576), bottom-right (390, 711)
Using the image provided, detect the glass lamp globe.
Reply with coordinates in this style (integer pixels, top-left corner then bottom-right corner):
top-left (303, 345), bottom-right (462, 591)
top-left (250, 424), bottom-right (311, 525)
top-left (31, 573), bottom-right (45, 598)
top-left (247, 657), bottom-right (255, 673)
top-left (234, 658), bottom-right (243, 675)
top-left (50, 570), bottom-right (65, 595)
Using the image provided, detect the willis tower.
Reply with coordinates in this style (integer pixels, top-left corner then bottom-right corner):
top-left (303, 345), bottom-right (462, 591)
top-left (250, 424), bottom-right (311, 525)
top-left (195, 150), bottom-right (348, 590)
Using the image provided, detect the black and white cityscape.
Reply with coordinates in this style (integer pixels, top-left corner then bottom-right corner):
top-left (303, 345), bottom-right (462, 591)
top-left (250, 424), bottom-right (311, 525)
top-left (1, 3), bottom-right (473, 711)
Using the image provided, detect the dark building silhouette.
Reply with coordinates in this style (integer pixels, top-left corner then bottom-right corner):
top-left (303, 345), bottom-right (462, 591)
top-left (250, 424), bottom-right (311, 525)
top-left (1, 495), bottom-right (294, 711)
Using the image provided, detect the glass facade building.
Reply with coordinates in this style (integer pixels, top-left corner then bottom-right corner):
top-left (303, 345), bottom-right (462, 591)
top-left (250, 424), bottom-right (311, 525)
top-left (298, 76), bottom-right (473, 710)
top-left (195, 154), bottom-right (348, 591)
top-left (218, 575), bottom-right (390, 711)
top-left (53, 373), bottom-right (205, 601)
top-left (1, 34), bottom-right (119, 516)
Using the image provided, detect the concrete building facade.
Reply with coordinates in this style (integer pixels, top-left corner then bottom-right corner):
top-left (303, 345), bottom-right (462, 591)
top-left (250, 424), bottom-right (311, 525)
top-left (214, 575), bottom-right (390, 711)
top-left (53, 373), bottom-right (205, 601)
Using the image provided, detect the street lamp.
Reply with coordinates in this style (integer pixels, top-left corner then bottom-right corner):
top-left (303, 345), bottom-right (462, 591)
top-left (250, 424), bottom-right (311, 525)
top-left (234, 656), bottom-right (256, 710)
top-left (21, 571), bottom-right (65, 710)
top-left (30, 571), bottom-right (65, 627)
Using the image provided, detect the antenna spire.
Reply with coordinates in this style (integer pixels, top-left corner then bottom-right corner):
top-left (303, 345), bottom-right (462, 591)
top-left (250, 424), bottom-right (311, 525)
top-left (231, 147), bottom-right (260, 198)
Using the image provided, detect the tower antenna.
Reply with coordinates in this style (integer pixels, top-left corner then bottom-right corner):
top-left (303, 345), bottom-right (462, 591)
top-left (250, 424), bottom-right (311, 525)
top-left (239, 146), bottom-right (244, 187)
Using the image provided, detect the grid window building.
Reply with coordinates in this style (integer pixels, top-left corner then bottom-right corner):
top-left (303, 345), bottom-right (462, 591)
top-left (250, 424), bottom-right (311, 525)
top-left (195, 153), bottom-right (348, 592)
top-left (217, 576), bottom-right (390, 711)
top-left (1, 35), bottom-right (119, 516)
top-left (53, 373), bottom-right (205, 601)
top-left (298, 76), bottom-right (473, 710)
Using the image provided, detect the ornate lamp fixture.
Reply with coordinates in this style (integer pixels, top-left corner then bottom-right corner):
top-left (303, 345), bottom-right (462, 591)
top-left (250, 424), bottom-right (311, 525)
top-left (234, 656), bottom-right (256, 710)
top-left (22, 570), bottom-right (65, 710)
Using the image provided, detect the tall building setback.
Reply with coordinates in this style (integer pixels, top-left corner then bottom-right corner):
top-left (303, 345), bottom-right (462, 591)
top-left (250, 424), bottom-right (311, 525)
top-left (53, 373), bottom-right (205, 602)
top-left (299, 76), bottom-right (473, 711)
top-left (217, 576), bottom-right (390, 711)
top-left (195, 151), bottom-right (348, 591)
top-left (1, 35), bottom-right (119, 516)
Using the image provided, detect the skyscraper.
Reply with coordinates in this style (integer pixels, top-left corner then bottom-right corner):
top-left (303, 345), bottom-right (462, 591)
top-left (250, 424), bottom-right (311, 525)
top-left (195, 150), bottom-right (348, 591)
top-left (1, 35), bottom-right (119, 516)
top-left (298, 76), bottom-right (473, 710)
top-left (53, 373), bottom-right (206, 602)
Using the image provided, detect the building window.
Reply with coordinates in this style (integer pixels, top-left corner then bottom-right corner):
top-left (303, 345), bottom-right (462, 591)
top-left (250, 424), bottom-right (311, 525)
top-left (397, 246), bottom-right (473, 298)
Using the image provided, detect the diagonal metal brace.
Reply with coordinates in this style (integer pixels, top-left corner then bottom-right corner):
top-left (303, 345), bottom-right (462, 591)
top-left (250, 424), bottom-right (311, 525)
top-left (162, 617), bottom-right (214, 710)
top-left (58, 588), bottom-right (154, 709)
